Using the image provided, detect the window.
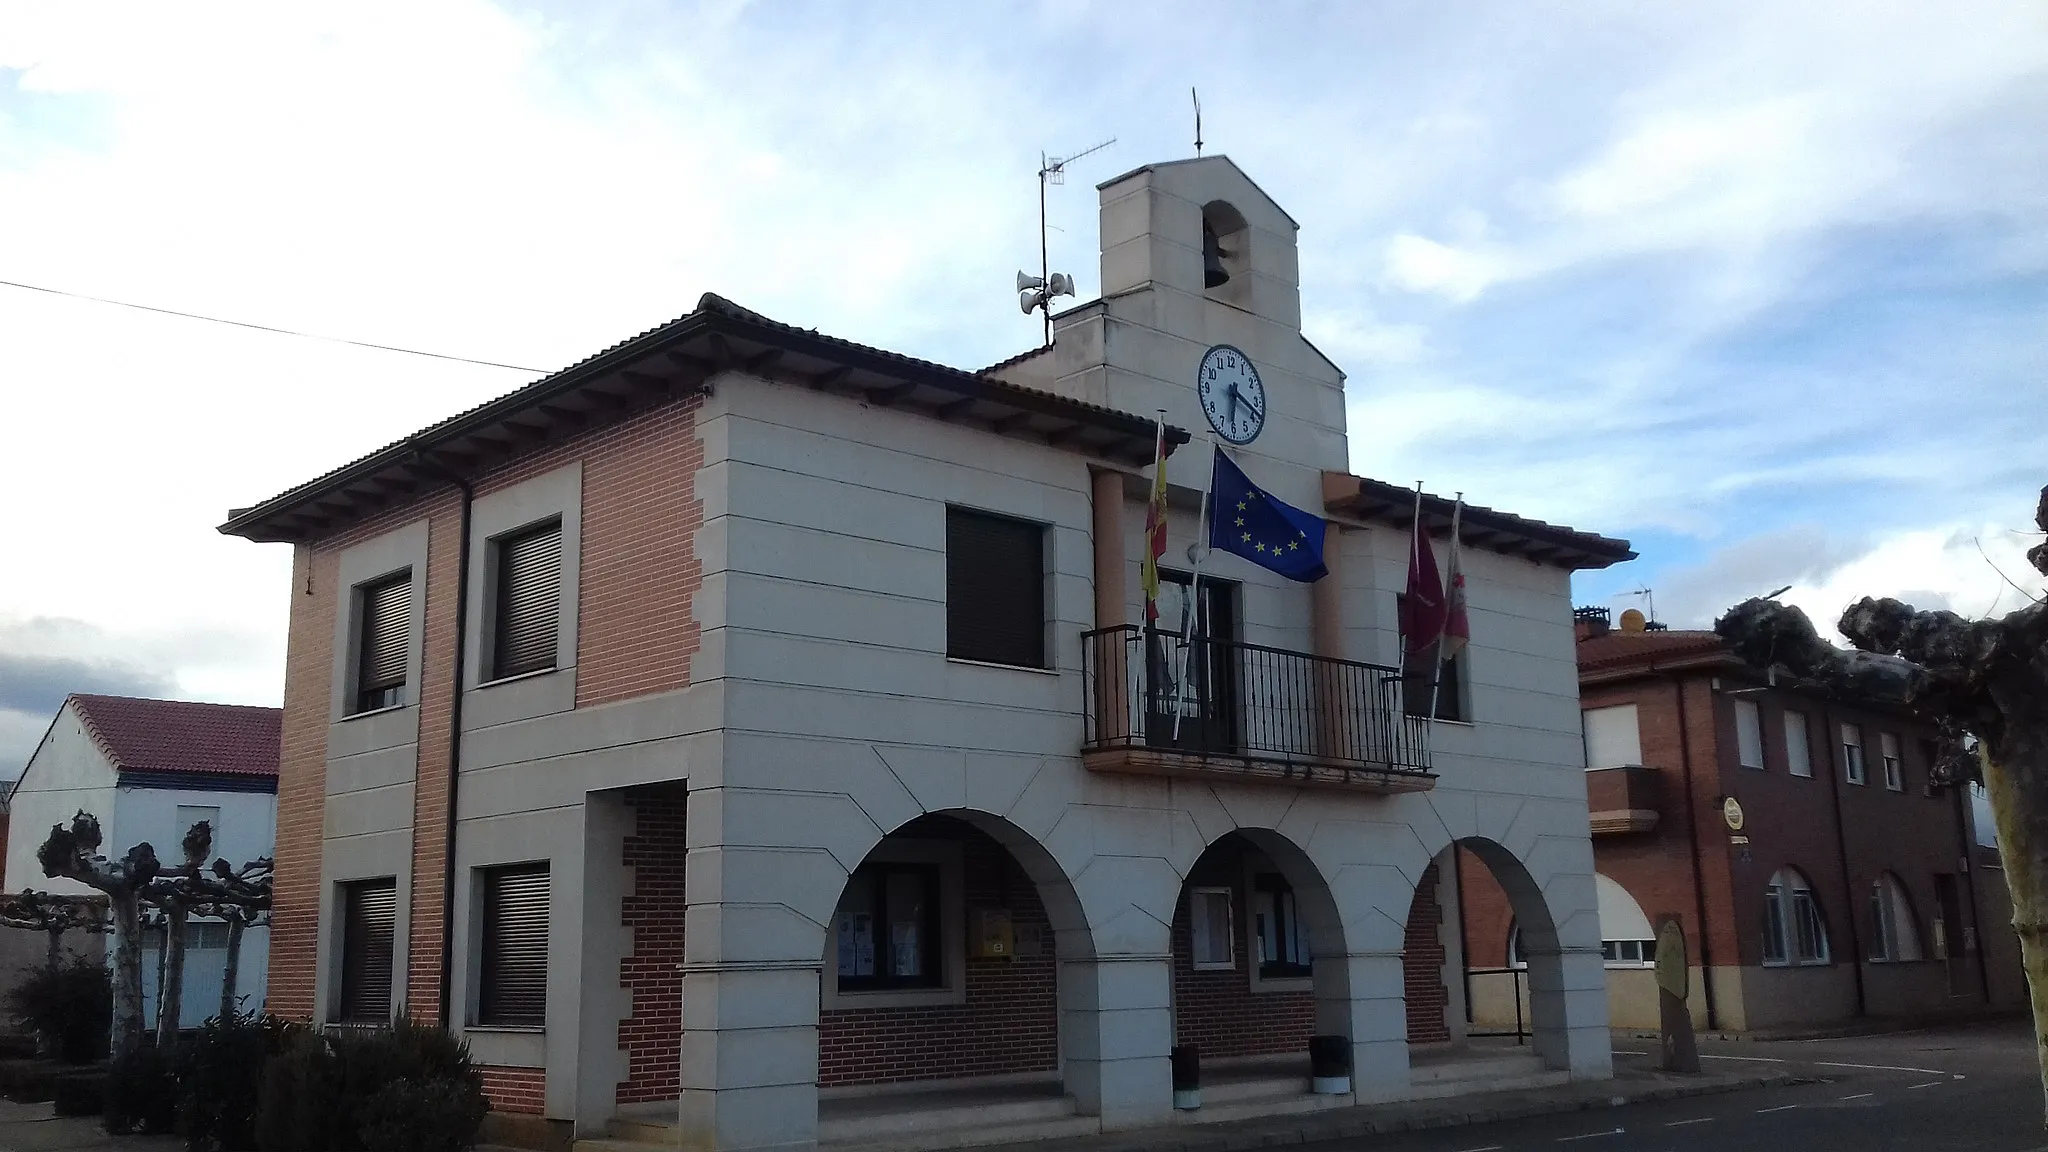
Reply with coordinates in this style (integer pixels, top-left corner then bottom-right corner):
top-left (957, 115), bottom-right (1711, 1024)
top-left (1784, 711), bottom-right (1813, 778)
top-left (834, 863), bottom-right (942, 991)
top-left (1880, 733), bottom-right (1904, 792)
top-left (1868, 874), bottom-right (1923, 962)
top-left (1841, 724), bottom-right (1866, 786)
top-left (491, 520), bottom-right (562, 681)
top-left (477, 865), bottom-right (550, 1027)
top-left (1188, 887), bottom-right (1235, 971)
top-left (1734, 699), bottom-right (1764, 769)
top-left (337, 879), bottom-right (397, 1024)
top-left (174, 805), bottom-right (221, 856)
top-left (1763, 869), bottom-right (1830, 966)
top-left (945, 508), bottom-right (1045, 668)
top-left (1583, 705), bottom-right (1643, 769)
top-left (1396, 595), bottom-right (1466, 721)
top-left (354, 572), bottom-right (412, 713)
top-left (1507, 924), bottom-right (1656, 969)
top-left (1252, 874), bottom-right (1311, 978)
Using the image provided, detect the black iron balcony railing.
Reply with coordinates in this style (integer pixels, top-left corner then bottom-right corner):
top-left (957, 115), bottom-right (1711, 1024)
top-left (1080, 625), bottom-right (1434, 791)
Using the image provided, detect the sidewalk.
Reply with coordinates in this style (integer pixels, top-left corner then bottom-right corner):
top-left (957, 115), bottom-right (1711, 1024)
top-left (1616, 1007), bottom-right (2025, 1045)
top-left (0, 1100), bottom-right (178, 1152)
top-left (967, 1066), bottom-right (1790, 1152)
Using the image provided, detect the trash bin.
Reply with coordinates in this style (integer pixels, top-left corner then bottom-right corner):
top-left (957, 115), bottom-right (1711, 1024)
top-left (1308, 1034), bottom-right (1351, 1094)
top-left (1171, 1043), bottom-right (1201, 1110)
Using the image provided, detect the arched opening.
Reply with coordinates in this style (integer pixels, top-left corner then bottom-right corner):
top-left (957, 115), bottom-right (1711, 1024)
top-left (1502, 874), bottom-right (1662, 1031)
top-left (1200, 200), bottom-right (1252, 304)
top-left (818, 811), bottom-right (1089, 1091)
top-left (1867, 872), bottom-right (1922, 962)
top-left (1405, 838), bottom-right (1583, 1074)
top-left (1169, 829), bottom-right (1345, 1097)
top-left (1762, 867), bottom-right (1830, 967)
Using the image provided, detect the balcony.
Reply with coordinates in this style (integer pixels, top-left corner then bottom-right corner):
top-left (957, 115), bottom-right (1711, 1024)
top-left (1080, 625), bottom-right (1435, 793)
top-left (1585, 765), bottom-right (1661, 835)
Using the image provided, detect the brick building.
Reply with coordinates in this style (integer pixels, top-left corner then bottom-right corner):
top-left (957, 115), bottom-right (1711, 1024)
top-left (1459, 609), bottom-right (2024, 1033)
top-left (220, 155), bottom-right (1633, 1150)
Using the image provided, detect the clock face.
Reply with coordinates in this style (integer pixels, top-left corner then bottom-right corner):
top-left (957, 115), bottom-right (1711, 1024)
top-left (1197, 344), bottom-right (1266, 445)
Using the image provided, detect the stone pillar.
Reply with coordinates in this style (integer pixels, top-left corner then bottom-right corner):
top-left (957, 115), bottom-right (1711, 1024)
top-left (677, 782), bottom-right (835, 1152)
top-left (1522, 942), bottom-right (1614, 1079)
top-left (573, 793), bottom-right (633, 1136)
top-left (1314, 950), bottom-right (1411, 1103)
top-left (1060, 954), bottom-right (1173, 1131)
top-left (1089, 468), bottom-right (1133, 746)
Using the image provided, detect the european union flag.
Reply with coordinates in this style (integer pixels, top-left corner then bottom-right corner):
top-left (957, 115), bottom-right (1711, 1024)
top-left (1205, 448), bottom-right (1328, 582)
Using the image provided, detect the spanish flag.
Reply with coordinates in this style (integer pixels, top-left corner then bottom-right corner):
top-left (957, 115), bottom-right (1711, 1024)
top-left (1140, 419), bottom-right (1168, 622)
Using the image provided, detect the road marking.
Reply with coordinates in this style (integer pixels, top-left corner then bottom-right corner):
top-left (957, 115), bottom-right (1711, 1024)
top-left (1611, 1049), bottom-right (1649, 1056)
top-left (1812, 1061), bottom-right (1951, 1076)
top-left (1839, 1092), bottom-right (1873, 1101)
top-left (1756, 1104), bottom-right (1800, 1113)
top-left (1453, 1146), bottom-right (1503, 1152)
top-left (1664, 1117), bottom-right (1715, 1127)
top-left (1700, 1054), bottom-right (1789, 1063)
top-left (1555, 1129), bottom-right (1624, 1142)
top-left (1907, 1081), bottom-right (1942, 1090)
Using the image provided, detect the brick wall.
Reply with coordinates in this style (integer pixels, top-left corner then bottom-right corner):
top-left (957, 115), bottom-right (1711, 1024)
top-left (819, 828), bottom-right (1059, 1086)
top-left (1403, 862), bottom-right (1448, 1043)
top-left (1170, 839), bottom-right (1316, 1060)
top-left (268, 395), bottom-right (705, 1024)
top-left (479, 1065), bottom-right (546, 1115)
top-left (618, 788), bottom-right (688, 1105)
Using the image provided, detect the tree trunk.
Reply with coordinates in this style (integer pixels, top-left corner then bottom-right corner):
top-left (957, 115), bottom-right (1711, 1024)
top-left (220, 917), bottom-right (244, 1022)
top-left (157, 903), bottom-right (186, 1048)
top-left (1980, 727), bottom-right (2048, 1122)
top-left (45, 927), bottom-right (60, 969)
top-left (110, 895), bottom-right (145, 1057)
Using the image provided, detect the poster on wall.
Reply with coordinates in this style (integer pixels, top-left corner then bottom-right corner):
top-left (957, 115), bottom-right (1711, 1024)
top-left (839, 913), bottom-right (875, 977)
top-left (891, 922), bottom-right (920, 977)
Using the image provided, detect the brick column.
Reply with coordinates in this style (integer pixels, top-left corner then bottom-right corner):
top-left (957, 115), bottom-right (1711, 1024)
top-left (1090, 468), bottom-right (1132, 746)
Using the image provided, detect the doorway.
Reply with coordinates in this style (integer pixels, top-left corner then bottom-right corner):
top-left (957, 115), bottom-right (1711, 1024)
top-left (1144, 570), bottom-right (1238, 754)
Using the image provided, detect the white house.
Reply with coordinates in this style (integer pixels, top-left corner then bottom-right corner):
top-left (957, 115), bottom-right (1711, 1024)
top-left (5, 694), bottom-right (279, 1028)
top-left (220, 154), bottom-right (1633, 1150)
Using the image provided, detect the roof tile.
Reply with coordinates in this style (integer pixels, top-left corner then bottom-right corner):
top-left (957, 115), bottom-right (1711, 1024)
top-left (68, 695), bottom-right (281, 780)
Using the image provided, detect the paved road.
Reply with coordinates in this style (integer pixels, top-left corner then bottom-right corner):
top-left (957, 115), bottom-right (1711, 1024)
top-left (1304, 1021), bottom-right (2043, 1152)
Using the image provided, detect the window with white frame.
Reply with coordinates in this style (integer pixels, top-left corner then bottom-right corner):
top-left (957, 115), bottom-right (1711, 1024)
top-left (1251, 874), bottom-right (1312, 978)
top-left (1582, 705), bottom-right (1642, 770)
top-left (1784, 711), bottom-right (1813, 777)
top-left (1763, 868), bottom-right (1830, 966)
top-left (1189, 887), bottom-right (1235, 971)
top-left (1734, 699), bottom-right (1765, 769)
top-left (1841, 724), bottom-right (1867, 786)
top-left (1880, 733), bottom-right (1904, 792)
top-left (1867, 873), bottom-right (1923, 962)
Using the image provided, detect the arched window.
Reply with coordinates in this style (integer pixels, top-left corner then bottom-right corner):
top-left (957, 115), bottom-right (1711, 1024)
top-left (1505, 875), bottom-right (1658, 968)
top-left (1762, 868), bottom-right (1830, 966)
top-left (1867, 873), bottom-right (1923, 962)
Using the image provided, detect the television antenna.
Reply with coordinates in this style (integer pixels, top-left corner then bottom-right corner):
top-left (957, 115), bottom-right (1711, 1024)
top-left (1625, 586), bottom-right (1656, 624)
top-left (1021, 137), bottom-right (1115, 344)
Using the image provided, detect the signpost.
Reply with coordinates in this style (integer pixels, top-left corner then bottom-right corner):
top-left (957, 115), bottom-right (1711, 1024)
top-left (1655, 915), bottom-right (1700, 1073)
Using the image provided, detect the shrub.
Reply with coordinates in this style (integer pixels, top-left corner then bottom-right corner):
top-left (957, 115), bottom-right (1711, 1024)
top-left (178, 1011), bottom-right (291, 1151)
top-left (52, 1071), bottom-right (105, 1116)
top-left (105, 1041), bottom-right (180, 1136)
top-left (356, 1078), bottom-right (488, 1152)
top-left (5, 955), bottom-right (111, 1064)
top-left (253, 1018), bottom-right (485, 1152)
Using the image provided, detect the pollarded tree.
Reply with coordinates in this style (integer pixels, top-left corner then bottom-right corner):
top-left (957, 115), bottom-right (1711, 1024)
top-left (37, 811), bottom-right (160, 1056)
top-left (1713, 484), bottom-right (2048, 1121)
top-left (0, 890), bottom-right (108, 968)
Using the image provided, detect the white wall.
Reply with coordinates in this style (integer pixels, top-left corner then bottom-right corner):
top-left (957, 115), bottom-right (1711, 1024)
top-left (120, 784), bottom-right (277, 1028)
top-left (4, 703), bottom-right (118, 897)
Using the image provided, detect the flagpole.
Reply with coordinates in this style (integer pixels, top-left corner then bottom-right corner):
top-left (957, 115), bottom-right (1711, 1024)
top-left (1172, 436), bottom-right (1218, 741)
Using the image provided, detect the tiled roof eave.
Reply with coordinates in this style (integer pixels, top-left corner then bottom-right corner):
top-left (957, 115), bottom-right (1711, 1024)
top-left (220, 294), bottom-right (1192, 545)
top-left (1321, 472), bottom-right (1635, 571)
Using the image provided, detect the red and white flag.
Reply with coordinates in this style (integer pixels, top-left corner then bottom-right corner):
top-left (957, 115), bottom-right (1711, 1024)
top-left (1140, 419), bottom-right (1169, 623)
top-left (1400, 484), bottom-right (1447, 679)
top-left (1441, 498), bottom-right (1469, 664)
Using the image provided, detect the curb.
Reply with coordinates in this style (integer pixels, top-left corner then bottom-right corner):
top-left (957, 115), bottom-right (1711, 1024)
top-left (983, 1069), bottom-right (1791, 1152)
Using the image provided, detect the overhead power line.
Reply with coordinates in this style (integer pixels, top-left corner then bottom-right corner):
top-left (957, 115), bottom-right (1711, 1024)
top-left (0, 277), bottom-right (545, 373)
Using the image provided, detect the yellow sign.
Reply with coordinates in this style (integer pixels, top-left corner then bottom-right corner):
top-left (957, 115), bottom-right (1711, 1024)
top-left (1721, 796), bottom-right (1745, 833)
top-left (1655, 920), bottom-right (1689, 1000)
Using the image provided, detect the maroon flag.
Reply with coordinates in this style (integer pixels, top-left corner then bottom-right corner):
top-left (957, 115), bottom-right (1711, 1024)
top-left (1441, 498), bottom-right (1469, 664)
top-left (1401, 485), bottom-right (1447, 679)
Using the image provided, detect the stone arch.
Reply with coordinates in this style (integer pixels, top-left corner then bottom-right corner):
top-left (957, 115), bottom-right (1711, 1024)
top-left (1200, 199), bottom-right (1252, 300)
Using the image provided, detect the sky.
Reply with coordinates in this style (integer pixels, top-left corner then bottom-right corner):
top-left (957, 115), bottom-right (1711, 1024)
top-left (1, 1), bottom-right (2044, 774)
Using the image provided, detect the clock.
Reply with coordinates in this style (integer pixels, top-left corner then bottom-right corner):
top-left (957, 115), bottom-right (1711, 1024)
top-left (1196, 344), bottom-right (1265, 445)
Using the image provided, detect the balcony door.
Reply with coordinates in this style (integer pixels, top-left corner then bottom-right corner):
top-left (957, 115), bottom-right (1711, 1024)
top-left (1145, 571), bottom-right (1237, 753)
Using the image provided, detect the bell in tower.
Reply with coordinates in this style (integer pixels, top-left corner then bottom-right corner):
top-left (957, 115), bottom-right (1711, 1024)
top-left (1202, 219), bottom-right (1230, 288)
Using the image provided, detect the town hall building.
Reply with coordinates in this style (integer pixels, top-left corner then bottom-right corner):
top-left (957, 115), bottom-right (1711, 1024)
top-left (221, 155), bottom-right (1633, 1151)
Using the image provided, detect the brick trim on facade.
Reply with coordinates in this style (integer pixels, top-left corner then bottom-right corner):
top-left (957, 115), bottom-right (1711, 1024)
top-left (479, 1065), bottom-right (547, 1115)
top-left (618, 789), bottom-right (688, 1105)
top-left (1403, 861), bottom-right (1449, 1044)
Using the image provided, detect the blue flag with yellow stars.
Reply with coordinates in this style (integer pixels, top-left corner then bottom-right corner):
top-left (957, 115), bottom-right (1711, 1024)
top-left (1206, 447), bottom-right (1328, 582)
